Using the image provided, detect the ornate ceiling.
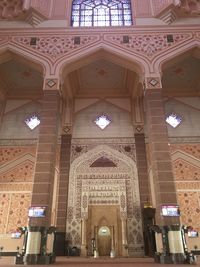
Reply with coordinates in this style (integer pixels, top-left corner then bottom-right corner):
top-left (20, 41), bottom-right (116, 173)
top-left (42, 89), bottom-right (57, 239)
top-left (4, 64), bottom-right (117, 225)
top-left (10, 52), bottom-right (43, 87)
top-left (0, 52), bottom-right (199, 99)
top-left (162, 55), bottom-right (200, 96)
top-left (0, 53), bottom-right (43, 99)
top-left (68, 59), bottom-right (137, 98)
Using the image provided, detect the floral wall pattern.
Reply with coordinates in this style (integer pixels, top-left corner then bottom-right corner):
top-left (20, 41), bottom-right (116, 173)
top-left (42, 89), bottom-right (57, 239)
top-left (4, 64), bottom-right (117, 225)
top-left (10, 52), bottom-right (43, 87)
top-left (171, 144), bottom-right (200, 230)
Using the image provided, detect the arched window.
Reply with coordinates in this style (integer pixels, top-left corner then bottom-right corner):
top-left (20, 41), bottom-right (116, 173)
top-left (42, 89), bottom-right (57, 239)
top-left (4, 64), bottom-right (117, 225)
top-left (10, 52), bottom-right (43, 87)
top-left (71, 0), bottom-right (132, 27)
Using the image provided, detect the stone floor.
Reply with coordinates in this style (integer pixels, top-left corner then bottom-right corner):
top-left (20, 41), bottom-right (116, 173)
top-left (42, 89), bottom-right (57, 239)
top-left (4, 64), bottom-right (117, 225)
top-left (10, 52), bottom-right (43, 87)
top-left (0, 256), bottom-right (199, 267)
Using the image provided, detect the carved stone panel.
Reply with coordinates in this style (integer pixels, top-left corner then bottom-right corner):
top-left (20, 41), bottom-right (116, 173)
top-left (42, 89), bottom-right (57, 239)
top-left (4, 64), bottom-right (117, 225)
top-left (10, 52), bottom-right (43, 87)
top-left (66, 143), bottom-right (143, 256)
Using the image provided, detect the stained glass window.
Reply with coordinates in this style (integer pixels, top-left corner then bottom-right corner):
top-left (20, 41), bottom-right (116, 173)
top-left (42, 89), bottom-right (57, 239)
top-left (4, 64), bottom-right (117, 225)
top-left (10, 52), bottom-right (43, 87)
top-left (71, 0), bottom-right (132, 27)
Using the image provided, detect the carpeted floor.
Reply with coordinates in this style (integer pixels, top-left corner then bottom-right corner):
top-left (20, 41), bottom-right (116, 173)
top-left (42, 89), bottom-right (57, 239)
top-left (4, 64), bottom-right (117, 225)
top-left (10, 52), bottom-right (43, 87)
top-left (0, 256), bottom-right (199, 267)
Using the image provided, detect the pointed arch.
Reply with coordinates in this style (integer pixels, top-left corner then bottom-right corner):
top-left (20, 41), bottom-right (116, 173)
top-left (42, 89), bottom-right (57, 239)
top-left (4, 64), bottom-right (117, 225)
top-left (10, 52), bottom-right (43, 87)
top-left (66, 144), bottom-right (144, 254)
top-left (68, 144), bottom-right (140, 210)
top-left (153, 40), bottom-right (200, 73)
top-left (0, 43), bottom-right (51, 76)
top-left (59, 45), bottom-right (149, 79)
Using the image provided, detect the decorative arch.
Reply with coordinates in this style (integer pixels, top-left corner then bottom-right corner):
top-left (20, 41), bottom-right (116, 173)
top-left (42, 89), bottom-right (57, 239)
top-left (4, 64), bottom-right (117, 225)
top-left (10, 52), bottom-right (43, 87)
top-left (152, 40), bottom-right (200, 73)
top-left (0, 43), bottom-right (51, 77)
top-left (66, 144), bottom-right (144, 254)
top-left (58, 44), bottom-right (149, 80)
top-left (68, 144), bottom-right (140, 209)
top-left (98, 219), bottom-right (110, 230)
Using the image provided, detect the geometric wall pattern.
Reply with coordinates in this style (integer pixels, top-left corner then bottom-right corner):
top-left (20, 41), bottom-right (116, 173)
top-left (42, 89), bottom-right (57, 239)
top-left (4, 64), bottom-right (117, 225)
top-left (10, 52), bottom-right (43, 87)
top-left (171, 144), bottom-right (200, 231)
top-left (0, 146), bottom-right (36, 234)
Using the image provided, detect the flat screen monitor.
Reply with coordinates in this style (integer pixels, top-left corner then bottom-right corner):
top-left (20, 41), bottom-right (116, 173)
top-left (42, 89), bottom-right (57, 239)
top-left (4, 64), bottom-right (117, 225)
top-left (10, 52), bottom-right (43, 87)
top-left (188, 230), bottom-right (198, 238)
top-left (161, 205), bottom-right (180, 217)
top-left (11, 232), bottom-right (21, 239)
top-left (28, 206), bottom-right (46, 217)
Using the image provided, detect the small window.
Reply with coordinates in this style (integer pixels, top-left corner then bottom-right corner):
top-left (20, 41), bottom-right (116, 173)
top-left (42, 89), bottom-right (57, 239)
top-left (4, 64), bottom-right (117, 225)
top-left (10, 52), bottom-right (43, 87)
top-left (71, 0), bottom-right (132, 27)
top-left (25, 115), bottom-right (40, 130)
top-left (166, 113), bottom-right (182, 128)
top-left (94, 115), bottom-right (111, 129)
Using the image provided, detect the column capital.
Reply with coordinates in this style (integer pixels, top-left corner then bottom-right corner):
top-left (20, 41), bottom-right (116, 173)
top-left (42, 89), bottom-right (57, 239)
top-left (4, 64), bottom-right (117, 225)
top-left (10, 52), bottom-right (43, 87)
top-left (144, 75), bottom-right (162, 90)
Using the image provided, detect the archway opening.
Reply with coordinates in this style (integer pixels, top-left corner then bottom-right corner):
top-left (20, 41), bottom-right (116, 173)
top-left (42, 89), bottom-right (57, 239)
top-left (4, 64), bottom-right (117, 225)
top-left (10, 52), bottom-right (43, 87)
top-left (161, 47), bottom-right (200, 98)
top-left (60, 48), bottom-right (145, 101)
top-left (98, 226), bottom-right (111, 256)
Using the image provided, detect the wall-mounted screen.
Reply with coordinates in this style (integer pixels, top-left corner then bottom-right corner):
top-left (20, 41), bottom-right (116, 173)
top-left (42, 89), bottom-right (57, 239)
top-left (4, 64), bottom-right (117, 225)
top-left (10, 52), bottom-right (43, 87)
top-left (11, 232), bottom-right (21, 239)
top-left (28, 206), bottom-right (46, 217)
top-left (188, 230), bottom-right (198, 238)
top-left (161, 205), bottom-right (180, 217)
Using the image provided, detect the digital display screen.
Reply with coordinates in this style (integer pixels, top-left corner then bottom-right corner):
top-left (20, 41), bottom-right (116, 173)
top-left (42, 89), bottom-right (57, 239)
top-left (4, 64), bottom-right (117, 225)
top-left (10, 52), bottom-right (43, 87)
top-left (161, 205), bottom-right (180, 217)
top-left (11, 232), bottom-right (21, 239)
top-left (28, 206), bottom-right (46, 217)
top-left (188, 230), bottom-right (198, 238)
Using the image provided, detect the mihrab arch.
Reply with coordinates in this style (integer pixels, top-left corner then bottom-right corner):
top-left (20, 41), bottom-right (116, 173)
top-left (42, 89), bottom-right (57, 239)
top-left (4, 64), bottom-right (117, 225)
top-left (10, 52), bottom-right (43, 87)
top-left (66, 144), bottom-right (144, 257)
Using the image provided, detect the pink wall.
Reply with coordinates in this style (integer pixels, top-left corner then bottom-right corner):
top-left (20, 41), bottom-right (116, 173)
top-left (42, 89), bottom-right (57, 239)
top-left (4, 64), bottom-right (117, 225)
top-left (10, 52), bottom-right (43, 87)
top-left (51, 0), bottom-right (68, 19)
top-left (134, 0), bottom-right (152, 17)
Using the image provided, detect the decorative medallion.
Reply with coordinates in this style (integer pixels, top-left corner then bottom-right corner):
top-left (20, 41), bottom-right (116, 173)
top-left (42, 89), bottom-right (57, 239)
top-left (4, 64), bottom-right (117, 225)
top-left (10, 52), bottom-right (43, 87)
top-left (47, 79), bottom-right (56, 88)
top-left (135, 125), bottom-right (143, 133)
top-left (149, 78), bottom-right (158, 87)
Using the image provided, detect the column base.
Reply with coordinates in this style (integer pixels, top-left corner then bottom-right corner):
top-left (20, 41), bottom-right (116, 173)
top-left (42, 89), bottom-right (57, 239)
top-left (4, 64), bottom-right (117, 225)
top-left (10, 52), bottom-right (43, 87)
top-left (15, 254), bottom-right (56, 265)
top-left (158, 253), bottom-right (185, 264)
top-left (122, 245), bottom-right (129, 257)
top-left (110, 249), bottom-right (116, 258)
top-left (54, 232), bottom-right (66, 256)
top-left (93, 250), bottom-right (99, 258)
top-left (160, 254), bottom-right (173, 264)
top-left (171, 253), bottom-right (185, 264)
top-left (80, 245), bottom-right (87, 256)
top-left (15, 255), bottom-right (24, 264)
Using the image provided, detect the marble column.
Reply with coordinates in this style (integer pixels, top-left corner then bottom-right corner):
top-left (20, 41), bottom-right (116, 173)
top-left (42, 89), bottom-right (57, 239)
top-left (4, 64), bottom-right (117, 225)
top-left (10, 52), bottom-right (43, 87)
top-left (121, 220), bottom-right (128, 256)
top-left (94, 226), bottom-right (99, 257)
top-left (110, 226), bottom-right (115, 255)
top-left (81, 218), bottom-right (87, 256)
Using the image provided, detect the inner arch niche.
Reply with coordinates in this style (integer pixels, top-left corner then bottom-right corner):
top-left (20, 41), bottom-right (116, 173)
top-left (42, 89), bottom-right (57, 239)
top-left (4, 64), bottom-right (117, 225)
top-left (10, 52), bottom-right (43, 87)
top-left (66, 145), bottom-right (144, 257)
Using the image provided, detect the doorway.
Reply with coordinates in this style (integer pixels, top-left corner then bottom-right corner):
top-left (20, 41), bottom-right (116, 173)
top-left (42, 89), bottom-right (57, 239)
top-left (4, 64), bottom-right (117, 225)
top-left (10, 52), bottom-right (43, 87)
top-left (98, 226), bottom-right (111, 256)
